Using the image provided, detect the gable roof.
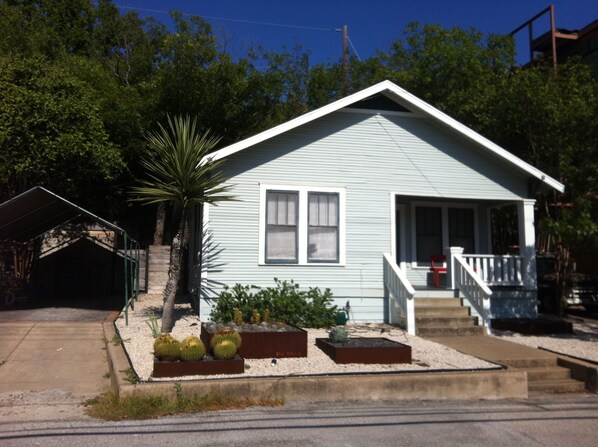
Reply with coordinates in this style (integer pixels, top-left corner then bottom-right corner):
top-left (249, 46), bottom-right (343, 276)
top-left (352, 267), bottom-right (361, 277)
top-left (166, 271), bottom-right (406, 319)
top-left (206, 80), bottom-right (564, 193)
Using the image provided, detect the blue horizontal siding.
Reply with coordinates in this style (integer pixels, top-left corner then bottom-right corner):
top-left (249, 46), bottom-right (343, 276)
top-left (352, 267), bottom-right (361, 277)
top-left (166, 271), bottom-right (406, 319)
top-left (198, 110), bottom-right (530, 321)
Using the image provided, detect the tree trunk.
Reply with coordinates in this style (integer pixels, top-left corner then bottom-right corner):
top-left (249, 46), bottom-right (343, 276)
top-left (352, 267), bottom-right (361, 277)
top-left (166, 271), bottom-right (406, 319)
top-left (160, 210), bottom-right (187, 334)
top-left (153, 203), bottom-right (166, 245)
top-left (554, 243), bottom-right (570, 316)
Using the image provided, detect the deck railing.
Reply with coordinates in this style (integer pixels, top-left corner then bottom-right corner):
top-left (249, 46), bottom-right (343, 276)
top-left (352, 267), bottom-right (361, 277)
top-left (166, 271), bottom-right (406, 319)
top-left (383, 253), bottom-right (415, 335)
top-left (463, 254), bottom-right (523, 286)
top-left (453, 254), bottom-right (492, 327)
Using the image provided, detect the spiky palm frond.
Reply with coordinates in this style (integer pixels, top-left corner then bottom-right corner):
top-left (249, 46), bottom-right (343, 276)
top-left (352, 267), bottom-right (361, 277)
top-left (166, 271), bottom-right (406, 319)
top-left (131, 115), bottom-right (234, 210)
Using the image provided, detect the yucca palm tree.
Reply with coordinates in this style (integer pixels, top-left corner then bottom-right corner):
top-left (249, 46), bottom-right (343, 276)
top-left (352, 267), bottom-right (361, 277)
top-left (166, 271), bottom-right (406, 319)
top-left (132, 115), bottom-right (233, 333)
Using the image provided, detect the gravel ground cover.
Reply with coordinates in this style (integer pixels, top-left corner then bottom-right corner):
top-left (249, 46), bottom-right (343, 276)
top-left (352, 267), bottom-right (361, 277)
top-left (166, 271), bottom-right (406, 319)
top-left (491, 315), bottom-right (598, 363)
top-left (116, 294), bottom-right (497, 381)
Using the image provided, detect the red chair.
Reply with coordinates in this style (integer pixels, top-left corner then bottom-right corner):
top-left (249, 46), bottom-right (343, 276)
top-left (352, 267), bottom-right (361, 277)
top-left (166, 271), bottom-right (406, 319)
top-left (430, 255), bottom-right (447, 288)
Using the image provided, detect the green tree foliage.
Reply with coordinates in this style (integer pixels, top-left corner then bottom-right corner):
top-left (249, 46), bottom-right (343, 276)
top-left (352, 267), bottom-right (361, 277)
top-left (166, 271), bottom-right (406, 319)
top-left (0, 54), bottom-right (124, 208)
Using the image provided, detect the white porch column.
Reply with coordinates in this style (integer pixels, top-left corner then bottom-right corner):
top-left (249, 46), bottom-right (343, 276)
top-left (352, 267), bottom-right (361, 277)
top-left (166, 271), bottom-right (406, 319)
top-left (518, 199), bottom-right (537, 290)
top-left (445, 246), bottom-right (464, 290)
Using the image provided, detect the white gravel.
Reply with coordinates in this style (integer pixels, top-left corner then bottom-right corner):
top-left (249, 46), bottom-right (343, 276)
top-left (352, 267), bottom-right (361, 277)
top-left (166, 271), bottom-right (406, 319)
top-left (491, 316), bottom-right (598, 363)
top-left (116, 295), bottom-right (598, 381)
top-left (115, 294), bottom-right (497, 381)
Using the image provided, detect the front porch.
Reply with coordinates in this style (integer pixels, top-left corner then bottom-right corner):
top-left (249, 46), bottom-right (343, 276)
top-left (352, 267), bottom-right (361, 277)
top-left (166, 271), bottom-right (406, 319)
top-left (383, 247), bottom-right (539, 336)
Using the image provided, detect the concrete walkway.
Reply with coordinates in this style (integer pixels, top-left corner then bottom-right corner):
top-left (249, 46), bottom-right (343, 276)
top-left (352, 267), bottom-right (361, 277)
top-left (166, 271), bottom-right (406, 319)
top-left (427, 335), bottom-right (557, 366)
top-left (0, 321), bottom-right (111, 395)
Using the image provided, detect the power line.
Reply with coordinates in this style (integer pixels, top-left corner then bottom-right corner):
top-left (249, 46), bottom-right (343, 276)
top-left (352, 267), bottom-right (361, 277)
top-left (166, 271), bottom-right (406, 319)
top-left (117, 4), bottom-right (337, 33)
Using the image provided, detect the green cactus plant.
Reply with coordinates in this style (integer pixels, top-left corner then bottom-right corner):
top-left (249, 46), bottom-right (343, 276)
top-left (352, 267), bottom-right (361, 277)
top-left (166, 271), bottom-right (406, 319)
top-left (213, 340), bottom-right (237, 359)
top-left (180, 336), bottom-right (206, 361)
top-left (153, 333), bottom-right (175, 350)
top-left (210, 328), bottom-right (242, 349)
top-left (329, 326), bottom-right (348, 343)
top-left (262, 309), bottom-right (271, 323)
top-left (154, 339), bottom-right (182, 361)
top-left (250, 309), bottom-right (261, 324)
top-left (232, 307), bottom-right (244, 326)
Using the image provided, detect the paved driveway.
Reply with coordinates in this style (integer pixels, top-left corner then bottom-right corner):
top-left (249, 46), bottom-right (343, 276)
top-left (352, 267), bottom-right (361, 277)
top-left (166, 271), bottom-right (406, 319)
top-left (0, 320), bottom-right (111, 395)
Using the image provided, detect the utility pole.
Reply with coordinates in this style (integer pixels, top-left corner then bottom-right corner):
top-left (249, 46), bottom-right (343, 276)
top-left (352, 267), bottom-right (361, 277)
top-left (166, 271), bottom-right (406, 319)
top-left (342, 25), bottom-right (348, 95)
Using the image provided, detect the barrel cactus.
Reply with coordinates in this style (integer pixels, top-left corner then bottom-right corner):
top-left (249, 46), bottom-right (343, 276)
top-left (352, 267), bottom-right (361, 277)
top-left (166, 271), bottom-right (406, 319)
top-left (210, 328), bottom-right (242, 349)
top-left (154, 338), bottom-right (181, 361)
top-left (213, 340), bottom-right (237, 359)
top-left (153, 333), bottom-right (175, 350)
top-left (180, 336), bottom-right (206, 361)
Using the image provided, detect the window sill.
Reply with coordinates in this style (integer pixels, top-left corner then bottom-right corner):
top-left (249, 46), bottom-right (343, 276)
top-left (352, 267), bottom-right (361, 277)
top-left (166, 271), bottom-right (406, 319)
top-left (259, 262), bottom-right (345, 267)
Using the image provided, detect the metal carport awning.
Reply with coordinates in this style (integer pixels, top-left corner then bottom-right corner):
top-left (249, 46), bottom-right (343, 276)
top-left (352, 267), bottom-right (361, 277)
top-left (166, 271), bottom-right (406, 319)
top-left (0, 186), bottom-right (140, 322)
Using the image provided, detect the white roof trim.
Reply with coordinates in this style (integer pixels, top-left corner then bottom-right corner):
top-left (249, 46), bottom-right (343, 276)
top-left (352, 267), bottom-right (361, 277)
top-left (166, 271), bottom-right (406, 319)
top-left (205, 80), bottom-right (564, 193)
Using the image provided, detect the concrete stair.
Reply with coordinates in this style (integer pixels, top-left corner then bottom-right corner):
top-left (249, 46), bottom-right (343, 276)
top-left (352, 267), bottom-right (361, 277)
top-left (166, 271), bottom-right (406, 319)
top-left (415, 297), bottom-right (485, 337)
top-left (498, 357), bottom-right (586, 396)
top-left (146, 245), bottom-right (171, 295)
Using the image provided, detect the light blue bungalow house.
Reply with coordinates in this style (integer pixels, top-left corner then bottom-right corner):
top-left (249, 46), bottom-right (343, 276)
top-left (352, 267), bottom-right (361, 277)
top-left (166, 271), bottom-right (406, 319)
top-left (188, 80), bottom-right (564, 335)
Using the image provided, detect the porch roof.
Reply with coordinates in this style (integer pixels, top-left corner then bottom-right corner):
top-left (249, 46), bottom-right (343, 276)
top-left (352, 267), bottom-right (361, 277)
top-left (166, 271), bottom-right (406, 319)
top-left (204, 80), bottom-right (564, 194)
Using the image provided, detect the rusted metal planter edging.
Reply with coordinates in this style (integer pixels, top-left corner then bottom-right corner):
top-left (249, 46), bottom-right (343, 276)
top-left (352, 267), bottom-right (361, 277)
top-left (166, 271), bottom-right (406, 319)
top-left (153, 356), bottom-right (245, 378)
top-left (200, 323), bottom-right (308, 359)
top-left (105, 322), bottom-right (528, 402)
top-left (316, 338), bottom-right (412, 364)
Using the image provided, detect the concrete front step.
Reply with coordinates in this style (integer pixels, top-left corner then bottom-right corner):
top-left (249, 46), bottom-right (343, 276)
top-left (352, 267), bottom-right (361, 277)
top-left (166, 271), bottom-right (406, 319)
top-left (415, 298), bottom-right (463, 307)
top-left (499, 357), bottom-right (557, 369)
top-left (528, 378), bottom-right (587, 395)
top-left (416, 316), bottom-right (479, 327)
top-left (526, 366), bottom-right (572, 381)
top-left (416, 325), bottom-right (485, 337)
top-left (415, 306), bottom-right (470, 317)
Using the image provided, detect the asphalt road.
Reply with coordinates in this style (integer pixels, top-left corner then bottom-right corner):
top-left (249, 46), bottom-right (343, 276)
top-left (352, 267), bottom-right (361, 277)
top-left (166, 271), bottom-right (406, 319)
top-left (1, 395), bottom-right (597, 447)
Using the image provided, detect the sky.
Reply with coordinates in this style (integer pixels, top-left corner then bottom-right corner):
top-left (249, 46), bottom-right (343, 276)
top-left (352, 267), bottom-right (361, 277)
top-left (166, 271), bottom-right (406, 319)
top-left (115, 1), bottom-right (598, 65)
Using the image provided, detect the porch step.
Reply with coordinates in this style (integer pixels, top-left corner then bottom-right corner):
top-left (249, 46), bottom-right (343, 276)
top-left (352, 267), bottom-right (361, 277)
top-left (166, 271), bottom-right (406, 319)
top-left (415, 306), bottom-right (470, 317)
top-left (415, 298), bottom-right (463, 307)
top-left (416, 325), bottom-right (485, 337)
top-left (415, 296), bottom-right (483, 337)
top-left (416, 316), bottom-right (479, 327)
top-left (498, 357), bottom-right (557, 369)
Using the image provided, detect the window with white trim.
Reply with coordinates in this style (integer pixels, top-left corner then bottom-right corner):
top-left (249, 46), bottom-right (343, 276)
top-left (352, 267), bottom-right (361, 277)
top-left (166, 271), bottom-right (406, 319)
top-left (260, 185), bottom-right (345, 265)
top-left (308, 192), bottom-right (339, 262)
top-left (265, 191), bottom-right (298, 263)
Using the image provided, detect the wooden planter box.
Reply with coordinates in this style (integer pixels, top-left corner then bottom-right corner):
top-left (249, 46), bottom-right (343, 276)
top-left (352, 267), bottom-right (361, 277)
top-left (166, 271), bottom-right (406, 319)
top-left (316, 338), bottom-right (412, 364)
top-left (201, 323), bottom-right (308, 359)
top-left (153, 355), bottom-right (244, 378)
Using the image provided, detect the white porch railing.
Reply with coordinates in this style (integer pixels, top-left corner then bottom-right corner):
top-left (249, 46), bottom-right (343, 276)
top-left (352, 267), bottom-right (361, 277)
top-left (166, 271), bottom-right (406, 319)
top-left (452, 252), bottom-right (492, 328)
top-left (463, 254), bottom-right (523, 286)
top-left (383, 253), bottom-right (415, 335)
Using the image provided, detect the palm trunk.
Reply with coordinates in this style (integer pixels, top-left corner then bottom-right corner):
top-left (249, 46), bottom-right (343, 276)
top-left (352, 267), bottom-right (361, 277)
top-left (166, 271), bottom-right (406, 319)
top-left (153, 203), bottom-right (166, 245)
top-left (161, 209), bottom-right (187, 334)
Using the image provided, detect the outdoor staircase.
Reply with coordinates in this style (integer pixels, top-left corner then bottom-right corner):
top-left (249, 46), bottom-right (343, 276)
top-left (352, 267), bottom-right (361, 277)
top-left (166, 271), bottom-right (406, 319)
top-left (415, 297), bottom-right (485, 337)
top-left (498, 357), bottom-right (587, 396)
top-left (146, 244), bottom-right (171, 295)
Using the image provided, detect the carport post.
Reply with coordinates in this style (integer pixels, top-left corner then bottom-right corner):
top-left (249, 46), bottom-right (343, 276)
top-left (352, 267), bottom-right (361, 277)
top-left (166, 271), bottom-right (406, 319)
top-left (124, 233), bottom-right (130, 325)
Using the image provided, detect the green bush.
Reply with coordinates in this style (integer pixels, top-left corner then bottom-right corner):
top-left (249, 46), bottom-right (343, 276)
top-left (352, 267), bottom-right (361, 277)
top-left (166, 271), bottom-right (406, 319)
top-left (210, 279), bottom-right (337, 328)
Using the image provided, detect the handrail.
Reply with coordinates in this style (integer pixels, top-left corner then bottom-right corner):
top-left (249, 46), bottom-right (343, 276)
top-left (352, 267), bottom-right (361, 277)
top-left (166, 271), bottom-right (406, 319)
top-left (383, 253), bottom-right (415, 335)
top-left (454, 255), bottom-right (492, 327)
top-left (463, 254), bottom-right (523, 286)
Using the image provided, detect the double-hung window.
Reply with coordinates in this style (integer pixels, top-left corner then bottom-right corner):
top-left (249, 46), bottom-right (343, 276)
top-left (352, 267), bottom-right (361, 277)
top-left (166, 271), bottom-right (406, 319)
top-left (308, 192), bottom-right (339, 262)
top-left (261, 185), bottom-right (344, 265)
top-left (266, 191), bottom-right (298, 263)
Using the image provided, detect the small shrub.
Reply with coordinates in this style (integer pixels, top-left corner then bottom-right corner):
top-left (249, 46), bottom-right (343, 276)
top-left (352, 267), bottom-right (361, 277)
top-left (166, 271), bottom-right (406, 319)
top-left (211, 279), bottom-right (337, 328)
